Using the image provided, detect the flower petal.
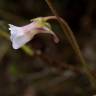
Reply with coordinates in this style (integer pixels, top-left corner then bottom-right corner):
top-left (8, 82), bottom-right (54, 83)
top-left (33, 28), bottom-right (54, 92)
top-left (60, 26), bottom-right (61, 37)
top-left (11, 33), bottom-right (32, 49)
top-left (9, 24), bottom-right (33, 49)
top-left (9, 24), bottom-right (25, 36)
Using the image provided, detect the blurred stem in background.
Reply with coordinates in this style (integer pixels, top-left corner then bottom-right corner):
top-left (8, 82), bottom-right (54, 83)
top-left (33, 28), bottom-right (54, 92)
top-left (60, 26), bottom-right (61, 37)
top-left (44, 0), bottom-right (96, 89)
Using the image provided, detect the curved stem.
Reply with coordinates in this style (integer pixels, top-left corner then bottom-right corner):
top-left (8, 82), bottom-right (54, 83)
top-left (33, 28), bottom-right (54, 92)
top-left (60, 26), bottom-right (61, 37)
top-left (44, 0), bottom-right (96, 88)
top-left (44, 16), bottom-right (86, 65)
top-left (44, 16), bottom-right (75, 54)
top-left (44, 16), bottom-right (74, 46)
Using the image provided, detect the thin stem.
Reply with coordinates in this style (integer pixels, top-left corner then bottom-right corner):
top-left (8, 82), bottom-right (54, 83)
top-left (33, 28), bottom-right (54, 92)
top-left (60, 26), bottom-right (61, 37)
top-left (44, 16), bottom-right (85, 65)
top-left (44, 0), bottom-right (96, 88)
top-left (44, 16), bottom-right (77, 51)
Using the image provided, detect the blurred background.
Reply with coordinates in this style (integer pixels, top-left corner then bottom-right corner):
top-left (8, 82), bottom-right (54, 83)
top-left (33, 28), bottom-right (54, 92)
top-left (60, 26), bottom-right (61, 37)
top-left (0, 0), bottom-right (96, 96)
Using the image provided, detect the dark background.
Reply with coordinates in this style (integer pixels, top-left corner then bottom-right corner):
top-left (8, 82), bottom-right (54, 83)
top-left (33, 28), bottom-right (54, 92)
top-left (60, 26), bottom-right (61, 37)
top-left (0, 0), bottom-right (96, 96)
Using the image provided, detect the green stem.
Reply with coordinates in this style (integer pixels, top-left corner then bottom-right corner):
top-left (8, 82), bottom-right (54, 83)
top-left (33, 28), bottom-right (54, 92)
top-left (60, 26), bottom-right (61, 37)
top-left (44, 0), bottom-right (96, 88)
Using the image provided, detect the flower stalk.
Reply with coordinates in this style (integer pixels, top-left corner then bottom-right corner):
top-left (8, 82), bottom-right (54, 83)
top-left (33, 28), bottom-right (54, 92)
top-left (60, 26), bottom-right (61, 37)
top-left (45, 0), bottom-right (96, 88)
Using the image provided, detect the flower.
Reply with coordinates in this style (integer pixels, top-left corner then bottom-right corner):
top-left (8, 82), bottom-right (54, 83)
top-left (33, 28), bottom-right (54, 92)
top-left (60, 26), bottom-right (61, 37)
top-left (9, 17), bottom-right (59, 49)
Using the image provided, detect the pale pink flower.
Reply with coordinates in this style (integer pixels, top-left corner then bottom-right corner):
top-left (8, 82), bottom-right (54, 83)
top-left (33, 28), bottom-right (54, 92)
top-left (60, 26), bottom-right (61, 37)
top-left (9, 20), bottom-right (59, 49)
